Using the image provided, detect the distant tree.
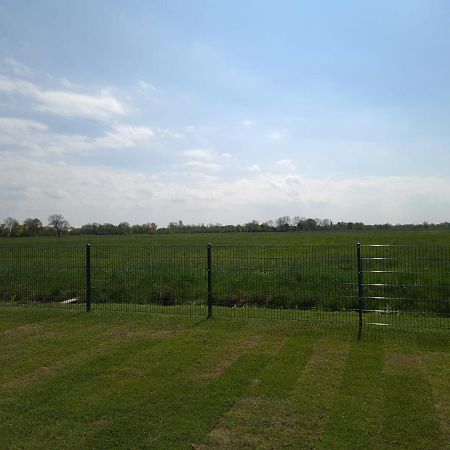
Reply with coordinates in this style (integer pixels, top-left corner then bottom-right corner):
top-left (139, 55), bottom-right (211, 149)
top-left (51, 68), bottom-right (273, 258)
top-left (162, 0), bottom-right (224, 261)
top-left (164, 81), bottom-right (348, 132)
top-left (148, 222), bottom-right (158, 233)
top-left (117, 222), bottom-right (131, 234)
top-left (244, 220), bottom-right (261, 232)
top-left (101, 223), bottom-right (115, 235)
top-left (275, 216), bottom-right (291, 231)
top-left (292, 216), bottom-right (302, 227)
top-left (23, 217), bottom-right (43, 237)
top-left (48, 214), bottom-right (69, 238)
top-left (303, 218), bottom-right (317, 231)
top-left (3, 217), bottom-right (19, 237)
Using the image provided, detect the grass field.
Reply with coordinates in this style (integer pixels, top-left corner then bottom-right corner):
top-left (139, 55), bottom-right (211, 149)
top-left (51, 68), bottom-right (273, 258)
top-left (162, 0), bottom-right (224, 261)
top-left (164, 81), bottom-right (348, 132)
top-left (1, 229), bottom-right (450, 247)
top-left (1, 230), bottom-right (450, 323)
top-left (0, 307), bottom-right (449, 449)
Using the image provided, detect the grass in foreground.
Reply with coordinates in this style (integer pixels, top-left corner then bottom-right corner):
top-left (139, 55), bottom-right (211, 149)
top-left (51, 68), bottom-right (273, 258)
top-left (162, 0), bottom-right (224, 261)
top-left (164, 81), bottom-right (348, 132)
top-left (0, 307), bottom-right (449, 449)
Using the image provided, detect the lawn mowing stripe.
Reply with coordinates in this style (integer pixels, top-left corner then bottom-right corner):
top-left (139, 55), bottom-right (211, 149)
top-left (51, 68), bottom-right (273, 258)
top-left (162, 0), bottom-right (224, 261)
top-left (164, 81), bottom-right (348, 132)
top-left (198, 336), bottom-right (349, 449)
top-left (0, 312), bottom-right (194, 386)
top-left (248, 332), bottom-right (317, 398)
top-left (381, 350), bottom-right (445, 450)
top-left (0, 320), bottom-right (186, 389)
top-left (0, 307), bottom-right (82, 332)
top-left (198, 322), bottom-right (299, 381)
top-left (143, 353), bottom-right (273, 450)
top-left (282, 337), bottom-right (350, 449)
top-left (79, 322), bottom-right (276, 448)
top-left (0, 308), bottom-right (80, 339)
top-left (320, 342), bottom-right (384, 450)
top-left (0, 318), bottom-right (252, 449)
top-left (422, 352), bottom-right (450, 449)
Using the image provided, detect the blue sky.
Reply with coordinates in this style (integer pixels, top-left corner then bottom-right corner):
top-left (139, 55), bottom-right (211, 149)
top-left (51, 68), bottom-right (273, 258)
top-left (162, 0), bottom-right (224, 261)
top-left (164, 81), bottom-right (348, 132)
top-left (1, 0), bottom-right (450, 226)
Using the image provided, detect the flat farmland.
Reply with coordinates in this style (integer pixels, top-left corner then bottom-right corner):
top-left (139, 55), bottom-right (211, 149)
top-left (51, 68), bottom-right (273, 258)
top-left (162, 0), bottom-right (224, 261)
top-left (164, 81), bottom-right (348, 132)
top-left (1, 229), bottom-right (450, 247)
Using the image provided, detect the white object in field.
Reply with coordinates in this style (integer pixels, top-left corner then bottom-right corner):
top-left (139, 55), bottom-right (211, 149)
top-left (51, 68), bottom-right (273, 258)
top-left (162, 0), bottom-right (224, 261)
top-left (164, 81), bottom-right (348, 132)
top-left (368, 322), bottom-right (389, 326)
top-left (60, 297), bottom-right (79, 304)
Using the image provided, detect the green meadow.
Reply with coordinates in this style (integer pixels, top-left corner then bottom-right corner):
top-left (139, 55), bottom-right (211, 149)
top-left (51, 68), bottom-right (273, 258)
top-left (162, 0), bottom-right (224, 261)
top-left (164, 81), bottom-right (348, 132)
top-left (1, 229), bottom-right (450, 247)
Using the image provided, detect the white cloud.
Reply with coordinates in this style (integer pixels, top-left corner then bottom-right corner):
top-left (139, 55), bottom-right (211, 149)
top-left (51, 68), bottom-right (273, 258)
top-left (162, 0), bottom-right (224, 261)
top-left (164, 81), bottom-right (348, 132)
top-left (183, 149), bottom-right (214, 160)
top-left (0, 117), bottom-right (48, 133)
top-left (59, 78), bottom-right (75, 88)
top-left (0, 74), bottom-right (126, 121)
top-left (0, 117), bottom-right (52, 152)
top-left (182, 149), bottom-right (232, 173)
top-left (95, 125), bottom-right (154, 149)
top-left (267, 131), bottom-right (282, 140)
top-left (275, 159), bottom-right (296, 172)
top-left (0, 116), bottom-right (153, 155)
top-left (155, 127), bottom-right (183, 140)
top-left (1, 152), bottom-right (450, 225)
top-left (184, 160), bottom-right (222, 172)
top-left (138, 80), bottom-right (157, 92)
top-left (3, 57), bottom-right (32, 76)
top-left (248, 164), bottom-right (261, 173)
top-left (243, 119), bottom-right (255, 127)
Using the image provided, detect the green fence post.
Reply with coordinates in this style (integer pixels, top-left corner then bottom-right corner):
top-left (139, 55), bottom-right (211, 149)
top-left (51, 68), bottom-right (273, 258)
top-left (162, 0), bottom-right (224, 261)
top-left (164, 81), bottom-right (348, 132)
top-left (86, 244), bottom-right (91, 312)
top-left (207, 243), bottom-right (212, 318)
top-left (357, 243), bottom-right (363, 328)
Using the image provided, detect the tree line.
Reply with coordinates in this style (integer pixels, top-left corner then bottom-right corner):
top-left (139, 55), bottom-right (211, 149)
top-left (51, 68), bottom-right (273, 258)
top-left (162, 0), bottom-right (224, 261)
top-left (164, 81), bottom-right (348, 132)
top-left (1, 214), bottom-right (450, 237)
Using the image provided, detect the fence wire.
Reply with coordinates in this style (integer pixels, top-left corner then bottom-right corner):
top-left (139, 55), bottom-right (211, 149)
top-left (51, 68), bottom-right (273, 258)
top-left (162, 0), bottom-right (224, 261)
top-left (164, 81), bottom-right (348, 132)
top-left (360, 245), bottom-right (450, 329)
top-left (0, 244), bottom-right (449, 329)
top-left (0, 247), bottom-right (85, 310)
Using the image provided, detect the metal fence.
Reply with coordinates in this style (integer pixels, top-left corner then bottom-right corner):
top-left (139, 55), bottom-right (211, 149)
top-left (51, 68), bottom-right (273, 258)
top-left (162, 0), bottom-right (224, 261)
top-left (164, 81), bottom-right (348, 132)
top-left (0, 244), bottom-right (449, 330)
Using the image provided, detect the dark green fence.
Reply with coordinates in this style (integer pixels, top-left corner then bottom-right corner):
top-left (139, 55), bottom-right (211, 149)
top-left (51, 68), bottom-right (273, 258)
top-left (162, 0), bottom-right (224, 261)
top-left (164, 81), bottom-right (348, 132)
top-left (0, 244), bottom-right (449, 329)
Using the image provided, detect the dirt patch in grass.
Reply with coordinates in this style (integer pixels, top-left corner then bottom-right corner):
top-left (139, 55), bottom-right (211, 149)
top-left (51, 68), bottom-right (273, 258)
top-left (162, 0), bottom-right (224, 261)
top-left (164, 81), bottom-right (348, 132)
top-left (90, 418), bottom-right (113, 427)
top-left (308, 339), bottom-right (349, 363)
top-left (103, 323), bottom-right (176, 340)
top-left (2, 323), bottom-right (43, 337)
top-left (384, 351), bottom-right (424, 374)
top-left (194, 396), bottom-right (275, 450)
top-left (200, 333), bottom-right (285, 381)
top-left (2, 364), bottom-right (57, 389)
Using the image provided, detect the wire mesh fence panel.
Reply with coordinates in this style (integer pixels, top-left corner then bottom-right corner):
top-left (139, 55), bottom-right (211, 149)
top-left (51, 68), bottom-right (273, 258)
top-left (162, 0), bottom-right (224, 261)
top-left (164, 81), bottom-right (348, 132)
top-left (360, 245), bottom-right (450, 329)
top-left (0, 244), bottom-right (448, 329)
top-left (0, 247), bottom-right (85, 310)
top-left (89, 246), bottom-right (207, 315)
top-left (210, 246), bottom-right (358, 323)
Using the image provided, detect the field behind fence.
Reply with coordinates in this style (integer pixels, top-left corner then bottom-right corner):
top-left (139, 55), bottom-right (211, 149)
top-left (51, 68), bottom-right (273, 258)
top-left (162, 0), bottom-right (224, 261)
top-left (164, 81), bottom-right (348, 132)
top-left (0, 244), bottom-right (449, 330)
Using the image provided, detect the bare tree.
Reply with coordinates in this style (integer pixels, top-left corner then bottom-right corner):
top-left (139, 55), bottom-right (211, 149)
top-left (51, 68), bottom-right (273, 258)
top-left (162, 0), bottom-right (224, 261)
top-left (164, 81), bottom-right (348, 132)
top-left (23, 217), bottom-right (43, 237)
top-left (3, 217), bottom-right (19, 237)
top-left (275, 216), bottom-right (291, 231)
top-left (48, 214), bottom-right (69, 238)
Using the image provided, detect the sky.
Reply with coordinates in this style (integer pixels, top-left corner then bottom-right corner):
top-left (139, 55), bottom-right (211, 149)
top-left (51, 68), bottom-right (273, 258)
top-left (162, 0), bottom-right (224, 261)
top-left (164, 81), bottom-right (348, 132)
top-left (0, 0), bottom-right (450, 227)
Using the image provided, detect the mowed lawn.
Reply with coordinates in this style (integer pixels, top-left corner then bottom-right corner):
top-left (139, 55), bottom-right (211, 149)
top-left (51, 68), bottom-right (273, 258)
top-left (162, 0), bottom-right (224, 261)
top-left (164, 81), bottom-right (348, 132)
top-left (0, 308), bottom-right (449, 450)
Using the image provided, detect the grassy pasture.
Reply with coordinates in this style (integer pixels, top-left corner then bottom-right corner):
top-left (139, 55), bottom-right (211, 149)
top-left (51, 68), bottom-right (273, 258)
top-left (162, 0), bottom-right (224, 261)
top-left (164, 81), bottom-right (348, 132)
top-left (0, 230), bottom-right (449, 323)
top-left (1, 229), bottom-right (450, 247)
top-left (0, 307), bottom-right (449, 449)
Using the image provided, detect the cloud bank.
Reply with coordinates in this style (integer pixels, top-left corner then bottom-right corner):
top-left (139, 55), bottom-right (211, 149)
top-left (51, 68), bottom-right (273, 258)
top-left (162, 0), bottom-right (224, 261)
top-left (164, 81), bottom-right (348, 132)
top-left (0, 61), bottom-right (449, 227)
